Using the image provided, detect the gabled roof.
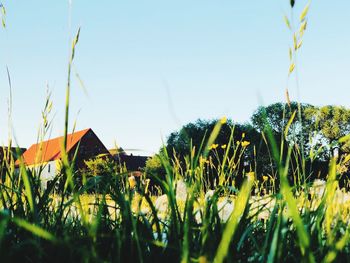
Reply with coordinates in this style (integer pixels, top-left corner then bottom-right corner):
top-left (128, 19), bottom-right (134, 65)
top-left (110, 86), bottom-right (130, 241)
top-left (17, 128), bottom-right (91, 166)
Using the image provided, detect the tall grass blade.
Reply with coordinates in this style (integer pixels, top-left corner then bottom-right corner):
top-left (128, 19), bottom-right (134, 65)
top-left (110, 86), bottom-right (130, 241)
top-left (214, 173), bottom-right (254, 263)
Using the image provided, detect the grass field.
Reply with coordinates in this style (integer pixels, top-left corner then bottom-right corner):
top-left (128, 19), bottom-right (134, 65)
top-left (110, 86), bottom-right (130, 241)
top-left (2, 1), bottom-right (350, 262)
top-left (2, 117), bottom-right (350, 263)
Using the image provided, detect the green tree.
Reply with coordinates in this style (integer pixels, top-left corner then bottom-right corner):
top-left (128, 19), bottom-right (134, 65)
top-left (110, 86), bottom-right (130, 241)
top-left (80, 156), bottom-right (119, 192)
top-left (84, 156), bottom-right (117, 177)
top-left (145, 154), bottom-right (164, 177)
top-left (164, 119), bottom-right (266, 187)
top-left (305, 105), bottom-right (350, 159)
top-left (166, 119), bottom-right (258, 159)
top-left (251, 102), bottom-right (314, 142)
top-left (251, 102), bottom-right (317, 164)
top-left (144, 152), bottom-right (167, 192)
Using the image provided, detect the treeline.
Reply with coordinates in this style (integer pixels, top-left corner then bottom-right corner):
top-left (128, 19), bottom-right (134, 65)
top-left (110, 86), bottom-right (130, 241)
top-left (146, 102), bottom-right (350, 190)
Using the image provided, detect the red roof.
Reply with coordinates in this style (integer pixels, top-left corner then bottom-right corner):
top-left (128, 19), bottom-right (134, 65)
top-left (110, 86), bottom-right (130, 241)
top-left (17, 128), bottom-right (91, 166)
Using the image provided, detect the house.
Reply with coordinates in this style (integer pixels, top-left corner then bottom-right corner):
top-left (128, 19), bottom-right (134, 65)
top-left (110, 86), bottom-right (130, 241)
top-left (16, 128), bottom-right (110, 188)
top-left (109, 149), bottom-right (148, 172)
top-left (109, 149), bottom-right (149, 190)
top-left (109, 149), bottom-right (149, 181)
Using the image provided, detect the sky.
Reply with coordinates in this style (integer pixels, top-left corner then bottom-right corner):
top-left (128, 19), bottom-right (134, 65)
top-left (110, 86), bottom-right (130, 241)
top-left (0, 0), bottom-right (349, 155)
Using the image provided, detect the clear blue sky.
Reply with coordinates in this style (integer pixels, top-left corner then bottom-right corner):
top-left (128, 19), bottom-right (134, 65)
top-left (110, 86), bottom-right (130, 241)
top-left (0, 1), bottom-right (349, 155)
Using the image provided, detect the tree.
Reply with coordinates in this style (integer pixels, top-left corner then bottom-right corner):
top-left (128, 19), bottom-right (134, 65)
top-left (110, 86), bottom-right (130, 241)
top-left (166, 119), bottom-right (259, 159)
top-left (251, 102), bottom-right (350, 184)
top-left (80, 156), bottom-right (120, 193)
top-left (251, 102), bottom-right (317, 171)
top-left (305, 105), bottom-right (350, 159)
top-left (144, 152), bottom-right (166, 193)
top-left (84, 156), bottom-right (117, 177)
top-left (164, 119), bottom-right (264, 188)
top-left (251, 102), bottom-right (314, 145)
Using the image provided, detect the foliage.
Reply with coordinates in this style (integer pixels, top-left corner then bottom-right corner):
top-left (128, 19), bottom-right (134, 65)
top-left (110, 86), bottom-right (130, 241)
top-left (165, 119), bottom-right (265, 188)
top-left (166, 119), bottom-right (259, 162)
top-left (166, 119), bottom-right (258, 157)
top-left (145, 153), bottom-right (165, 178)
top-left (78, 156), bottom-right (127, 193)
top-left (251, 102), bottom-right (313, 139)
top-left (83, 156), bottom-right (117, 177)
top-left (164, 102), bottom-right (350, 185)
top-left (305, 105), bottom-right (350, 157)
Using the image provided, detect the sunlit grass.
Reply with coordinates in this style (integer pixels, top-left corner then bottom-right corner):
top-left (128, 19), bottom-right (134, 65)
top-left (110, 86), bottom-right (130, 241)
top-left (3, 110), bottom-right (350, 262)
top-left (2, 1), bottom-right (350, 262)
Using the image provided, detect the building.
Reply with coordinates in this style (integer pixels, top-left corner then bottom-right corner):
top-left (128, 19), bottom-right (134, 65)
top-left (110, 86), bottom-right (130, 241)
top-left (109, 149), bottom-right (148, 171)
top-left (16, 128), bottom-right (110, 188)
top-left (109, 149), bottom-right (149, 190)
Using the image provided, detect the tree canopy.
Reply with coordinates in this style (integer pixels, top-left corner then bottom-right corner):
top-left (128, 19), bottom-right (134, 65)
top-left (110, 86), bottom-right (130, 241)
top-left (153, 102), bottom-right (350, 184)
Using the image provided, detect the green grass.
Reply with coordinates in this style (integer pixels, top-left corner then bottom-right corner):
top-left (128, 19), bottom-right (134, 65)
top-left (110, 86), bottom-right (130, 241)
top-left (2, 110), bottom-right (350, 262)
top-left (2, 1), bottom-right (350, 262)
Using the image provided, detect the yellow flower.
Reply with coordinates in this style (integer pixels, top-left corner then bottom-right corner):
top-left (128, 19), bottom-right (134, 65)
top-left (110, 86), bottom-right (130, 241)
top-left (209, 143), bottom-right (218, 150)
top-left (246, 171), bottom-right (255, 180)
top-left (236, 141), bottom-right (240, 145)
top-left (200, 156), bottom-right (207, 164)
top-left (242, 132), bottom-right (246, 138)
top-left (241, 141), bottom-right (250, 147)
top-left (199, 256), bottom-right (208, 263)
top-left (220, 116), bottom-right (227, 124)
top-left (128, 176), bottom-right (136, 189)
top-left (221, 144), bottom-right (227, 149)
top-left (263, 175), bottom-right (268, 182)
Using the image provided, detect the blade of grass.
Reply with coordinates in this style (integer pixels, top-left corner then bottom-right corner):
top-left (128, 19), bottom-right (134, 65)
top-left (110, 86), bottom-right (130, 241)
top-left (214, 173), bottom-right (254, 263)
top-left (12, 217), bottom-right (56, 242)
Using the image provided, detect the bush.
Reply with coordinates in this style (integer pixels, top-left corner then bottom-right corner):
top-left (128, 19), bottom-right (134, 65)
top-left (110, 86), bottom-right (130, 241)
top-left (79, 156), bottom-right (122, 193)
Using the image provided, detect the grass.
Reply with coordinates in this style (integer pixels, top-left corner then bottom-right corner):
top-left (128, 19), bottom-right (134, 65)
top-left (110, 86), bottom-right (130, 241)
top-left (2, 1), bottom-right (350, 262)
top-left (2, 109), bottom-right (350, 262)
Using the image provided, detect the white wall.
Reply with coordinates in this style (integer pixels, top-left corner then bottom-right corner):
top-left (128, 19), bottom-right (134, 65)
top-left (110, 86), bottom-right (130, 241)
top-left (36, 160), bottom-right (57, 189)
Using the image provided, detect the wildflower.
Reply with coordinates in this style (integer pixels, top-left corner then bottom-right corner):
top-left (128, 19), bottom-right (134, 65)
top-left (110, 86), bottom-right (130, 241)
top-left (220, 116), bottom-right (227, 124)
top-left (236, 141), bottom-right (240, 145)
top-left (242, 132), bottom-right (245, 138)
top-left (221, 144), bottom-right (227, 149)
top-left (128, 175), bottom-right (136, 189)
top-left (199, 256), bottom-right (208, 263)
top-left (263, 175), bottom-right (268, 182)
top-left (209, 143), bottom-right (218, 150)
top-left (246, 171), bottom-right (255, 180)
top-left (199, 156), bottom-right (207, 164)
top-left (241, 141), bottom-right (250, 147)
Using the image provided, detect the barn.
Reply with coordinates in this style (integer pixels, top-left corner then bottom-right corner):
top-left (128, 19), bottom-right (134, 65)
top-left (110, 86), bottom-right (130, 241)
top-left (16, 128), bottom-right (110, 188)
